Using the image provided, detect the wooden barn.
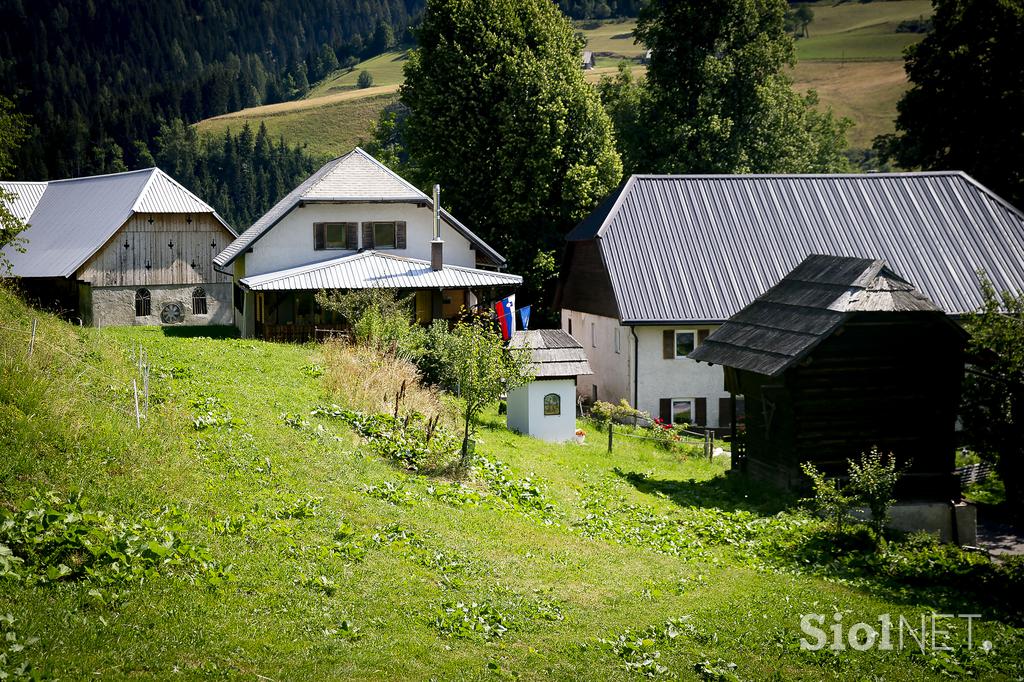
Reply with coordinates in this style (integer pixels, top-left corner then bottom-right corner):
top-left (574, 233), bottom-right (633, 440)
top-left (1, 168), bottom-right (236, 327)
top-left (689, 255), bottom-right (967, 500)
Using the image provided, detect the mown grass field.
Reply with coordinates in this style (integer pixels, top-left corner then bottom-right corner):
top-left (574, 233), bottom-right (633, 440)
top-left (195, 90), bottom-right (398, 160)
top-left (308, 50), bottom-right (410, 98)
top-left (1, 287), bottom-right (1022, 680)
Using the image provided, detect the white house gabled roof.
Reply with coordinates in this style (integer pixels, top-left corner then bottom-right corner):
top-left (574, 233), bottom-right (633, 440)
top-left (1, 167), bottom-right (234, 279)
top-left (214, 147), bottom-right (506, 268)
top-left (239, 250), bottom-right (522, 292)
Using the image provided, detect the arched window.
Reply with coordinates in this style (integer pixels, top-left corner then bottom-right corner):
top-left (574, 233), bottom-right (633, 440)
top-left (192, 287), bottom-right (208, 315)
top-left (543, 393), bottom-right (561, 416)
top-left (134, 288), bottom-right (151, 317)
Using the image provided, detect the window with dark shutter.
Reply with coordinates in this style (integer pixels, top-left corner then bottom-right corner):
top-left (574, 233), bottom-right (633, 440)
top-left (314, 223), bottom-right (325, 250)
top-left (659, 398), bottom-right (671, 423)
top-left (396, 221), bottom-right (407, 249)
top-left (361, 222), bottom-right (374, 249)
top-left (372, 222), bottom-right (397, 249)
top-left (695, 397), bottom-right (707, 426)
top-left (663, 330), bottom-right (674, 359)
top-left (345, 223), bottom-right (358, 249)
top-left (697, 329), bottom-right (710, 345)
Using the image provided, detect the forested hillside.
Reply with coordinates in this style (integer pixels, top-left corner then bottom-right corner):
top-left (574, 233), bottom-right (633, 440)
top-left (0, 0), bottom-right (423, 181)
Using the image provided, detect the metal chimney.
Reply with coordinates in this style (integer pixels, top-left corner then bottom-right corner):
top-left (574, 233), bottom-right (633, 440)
top-left (431, 183), bottom-right (444, 271)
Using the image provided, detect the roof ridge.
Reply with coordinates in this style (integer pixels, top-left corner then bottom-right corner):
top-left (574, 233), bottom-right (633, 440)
top-left (48, 167), bottom-right (156, 183)
top-left (629, 171), bottom-right (969, 180)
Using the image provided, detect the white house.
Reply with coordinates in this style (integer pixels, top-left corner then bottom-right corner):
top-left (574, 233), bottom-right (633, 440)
top-left (1, 168), bottom-right (236, 327)
top-left (213, 148), bottom-right (521, 339)
top-left (555, 172), bottom-right (1024, 430)
top-left (506, 329), bottom-right (592, 442)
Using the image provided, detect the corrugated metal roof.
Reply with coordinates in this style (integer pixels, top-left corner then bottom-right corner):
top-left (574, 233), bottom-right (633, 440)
top-left (239, 250), bottom-right (522, 292)
top-left (689, 255), bottom-right (950, 376)
top-left (215, 147), bottom-right (506, 268)
top-left (566, 172), bottom-right (1024, 322)
top-left (510, 329), bottom-right (593, 377)
top-left (0, 181), bottom-right (47, 220)
top-left (1, 167), bottom-right (231, 278)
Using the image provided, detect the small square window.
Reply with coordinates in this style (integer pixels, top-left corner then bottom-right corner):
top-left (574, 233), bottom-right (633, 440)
top-left (324, 223), bottom-right (346, 249)
top-left (671, 398), bottom-right (694, 426)
top-left (373, 222), bottom-right (396, 249)
top-left (675, 330), bottom-right (696, 358)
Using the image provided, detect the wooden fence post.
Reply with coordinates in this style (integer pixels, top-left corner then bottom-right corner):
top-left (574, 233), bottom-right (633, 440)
top-left (28, 318), bottom-right (37, 358)
top-left (607, 423), bottom-right (613, 454)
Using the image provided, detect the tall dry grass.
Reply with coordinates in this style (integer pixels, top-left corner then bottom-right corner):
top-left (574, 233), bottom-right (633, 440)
top-left (317, 339), bottom-right (458, 430)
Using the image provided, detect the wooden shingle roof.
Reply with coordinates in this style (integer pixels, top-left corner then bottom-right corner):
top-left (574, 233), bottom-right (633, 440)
top-left (509, 329), bottom-right (593, 378)
top-left (688, 254), bottom-right (956, 377)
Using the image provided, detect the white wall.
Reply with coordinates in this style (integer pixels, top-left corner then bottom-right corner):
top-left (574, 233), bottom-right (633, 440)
top-left (635, 325), bottom-right (729, 428)
top-left (560, 310), bottom-right (631, 405)
top-left (244, 202), bottom-right (477, 277)
top-left (507, 378), bottom-right (577, 442)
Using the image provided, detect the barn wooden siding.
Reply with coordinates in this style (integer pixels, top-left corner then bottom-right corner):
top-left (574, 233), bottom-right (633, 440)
top-left (77, 213), bottom-right (234, 287)
top-left (729, 312), bottom-right (963, 499)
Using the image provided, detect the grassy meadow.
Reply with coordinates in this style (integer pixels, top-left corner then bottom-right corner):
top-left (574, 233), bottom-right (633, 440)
top-left (192, 1), bottom-right (934, 162)
top-left (1, 287), bottom-right (1022, 680)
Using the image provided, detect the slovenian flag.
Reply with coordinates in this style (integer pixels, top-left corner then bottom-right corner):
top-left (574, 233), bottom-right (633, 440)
top-left (495, 295), bottom-right (515, 340)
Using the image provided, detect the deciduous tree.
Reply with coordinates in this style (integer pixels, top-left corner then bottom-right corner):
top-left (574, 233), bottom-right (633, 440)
top-left (877, 0), bottom-right (1024, 209)
top-left (0, 97), bottom-right (29, 272)
top-left (621, 0), bottom-right (849, 175)
top-left (961, 275), bottom-right (1024, 519)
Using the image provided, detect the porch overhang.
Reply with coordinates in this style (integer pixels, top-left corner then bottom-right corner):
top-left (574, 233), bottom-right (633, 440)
top-left (238, 250), bottom-right (522, 292)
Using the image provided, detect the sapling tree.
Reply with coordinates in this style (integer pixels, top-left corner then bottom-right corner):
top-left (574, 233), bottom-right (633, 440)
top-left (434, 314), bottom-right (532, 469)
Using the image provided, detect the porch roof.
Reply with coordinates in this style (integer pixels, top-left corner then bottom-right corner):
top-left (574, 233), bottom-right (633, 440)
top-left (239, 251), bottom-right (523, 292)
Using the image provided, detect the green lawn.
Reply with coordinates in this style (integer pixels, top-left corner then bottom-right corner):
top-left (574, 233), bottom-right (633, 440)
top-left (2, 288), bottom-right (1021, 680)
top-left (578, 18), bottom-right (644, 59)
top-left (796, 0), bottom-right (932, 61)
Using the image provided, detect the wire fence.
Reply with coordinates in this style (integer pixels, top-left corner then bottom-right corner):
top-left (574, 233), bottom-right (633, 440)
top-left (603, 421), bottom-right (718, 460)
top-left (0, 318), bottom-right (151, 428)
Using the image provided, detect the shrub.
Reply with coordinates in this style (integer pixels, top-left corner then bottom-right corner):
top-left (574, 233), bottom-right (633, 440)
top-left (847, 448), bottom-right (904, 536)
top-left (800, 461), bottom-right (856, 535)
top-left (357, 69), bottom-right (374, 88)
top-left (315, 289), bottom-right (425, 360)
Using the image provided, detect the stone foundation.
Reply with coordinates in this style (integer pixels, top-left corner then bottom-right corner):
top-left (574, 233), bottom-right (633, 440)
top-left (852, 501), bottom-right (977, 545)
top-left (91, 283), bottom-right (233, 327)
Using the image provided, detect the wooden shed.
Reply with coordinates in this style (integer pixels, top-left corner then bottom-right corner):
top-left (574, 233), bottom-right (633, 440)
top-left (689, 255), bottom-right (966, 500)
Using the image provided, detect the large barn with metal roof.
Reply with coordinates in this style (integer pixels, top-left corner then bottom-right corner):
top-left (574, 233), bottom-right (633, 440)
top-left (1, 167), bottom-right (236, 327)
top-left (555, 171), bottom-right (1024, 431)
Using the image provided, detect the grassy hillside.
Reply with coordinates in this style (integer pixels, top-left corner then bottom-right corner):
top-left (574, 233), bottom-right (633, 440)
top-left (192, 3), bottom-right (931, 162)
top-left (196, 90), bottom-right (399, 160)
top-left (2, 288), bottom-right (1023, 679)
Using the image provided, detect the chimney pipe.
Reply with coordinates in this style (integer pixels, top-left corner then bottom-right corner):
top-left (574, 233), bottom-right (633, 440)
top-left (431, 183), bottom-right (444, 271)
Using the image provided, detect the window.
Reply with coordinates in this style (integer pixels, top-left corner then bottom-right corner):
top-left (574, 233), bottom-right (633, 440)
top-left (675, 330), bottom-right (696, 358)
top-left (614, 327), bottom-right (621, 354)
top-left (543, 393), bottom-right (561, 416)
top-left (324, 223), bottom-right (346, 249)
top-left (192, 287), bottom-right (208, 315)
top-left (314, 222), bottom-right (356, 250)
top-left (373, 221), bottom-right (397, 249)
top-left (134, 288), bottom-right (151, 317)
top-left (568, 318), bottom-right (572, 335)
top-left (591, 384), bottom-right (598, 404)
top-left (671, 398), bottom-right (695, 426)
top-left (591, 322), bottom-right (596, 347)
top-left (233, 284), bottom-right (244, 313)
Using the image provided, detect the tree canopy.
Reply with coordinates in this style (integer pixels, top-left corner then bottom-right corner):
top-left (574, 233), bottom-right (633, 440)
top-left (0, 97), bottom-right (29, 272)
top-left (961, 276), bottom-right (1024, 519)
top-left (877, 0), bottom-right (1024, 209)
top-left (400, 0), bottom-right (622, 257)
top-left (604, 0), bottom-right (850, 175)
